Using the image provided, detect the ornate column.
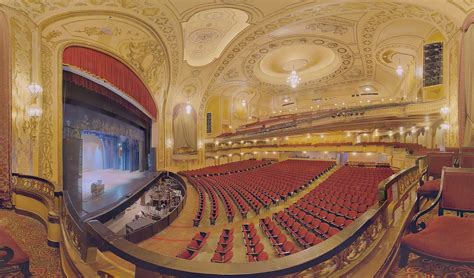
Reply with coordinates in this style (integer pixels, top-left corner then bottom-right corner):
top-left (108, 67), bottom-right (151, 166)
top-left (459, 12), bottom-right (474, 146)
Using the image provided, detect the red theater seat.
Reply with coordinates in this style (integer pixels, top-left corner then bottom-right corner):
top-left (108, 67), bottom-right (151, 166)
top-left (176, 249), bottom-right (198, 260)
top-left (0, 229), bottom-right (30, 276)
top-left (417, 152), bottom-right (455, 209)
top-left (400, 167), bottom-right (474, 267)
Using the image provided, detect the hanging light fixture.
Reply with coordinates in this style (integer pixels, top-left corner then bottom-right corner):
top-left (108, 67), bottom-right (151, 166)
top-left (395, 58), bottom-right (404, 76)
top-left (185, 101), bottom-right (192, 114)
top-left (287, 64), bottom-right (301, 88)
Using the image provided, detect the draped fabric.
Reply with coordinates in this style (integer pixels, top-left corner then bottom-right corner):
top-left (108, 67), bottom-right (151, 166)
top-left (459, 13), bottom-right (474, 146)
top-left (63, 71), bottom-right (150, 122)
top-left (173, 104), bottom-right (197, 153)
top-left (63, 46), bottom-right (157, 119)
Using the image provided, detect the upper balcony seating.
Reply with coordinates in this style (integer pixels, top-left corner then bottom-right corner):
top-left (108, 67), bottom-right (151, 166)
top-left (417, 152), bottom-right (455, 210)
top-left (180, 160), bottom-right (271, 177)
top-left (274, 166), bottom-right (393, 247)
top-left (0, 228), bottom-right (30, 276)
top-left (400, 167), bottom-right (474, 267)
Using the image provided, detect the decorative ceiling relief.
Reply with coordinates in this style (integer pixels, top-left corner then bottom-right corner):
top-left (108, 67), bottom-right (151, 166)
top-left (42, 15), bottom-right (168, 94)
top-left (242, 37), bottom-right (354, 93)
top-left (183, 8), bottom-right (250, 66)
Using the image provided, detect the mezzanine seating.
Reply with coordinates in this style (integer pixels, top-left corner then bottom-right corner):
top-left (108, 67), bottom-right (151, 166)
top-left (400, 167), bottom-right (474, 267)
top-left (211, 229), bottom-right (234, 263)
top-left (176, 231), bottom-right (210, 260)
top-left (241, 223), bottom-right (268, 262)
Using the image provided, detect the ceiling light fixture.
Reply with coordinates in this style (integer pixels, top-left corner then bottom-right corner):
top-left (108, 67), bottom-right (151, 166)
top-left (287, 67), bottom-right (301, 89)
top-left (395, 58), bottom-right (404, 77)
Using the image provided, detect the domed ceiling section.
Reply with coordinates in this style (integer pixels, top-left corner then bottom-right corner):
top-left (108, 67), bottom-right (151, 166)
top-left (245, 37), bottom-right (354, 92)
top-left (183, 8), bottom-right (250, 66)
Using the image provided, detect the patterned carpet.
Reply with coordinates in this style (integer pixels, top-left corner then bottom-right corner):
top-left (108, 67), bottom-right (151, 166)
top-left (388, 205), bottom-right (474, 277)
top-left (0, 209), bottom-right (62, 277)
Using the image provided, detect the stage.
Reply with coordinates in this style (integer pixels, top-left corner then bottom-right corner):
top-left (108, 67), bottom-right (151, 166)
top-left (66, 169), bottom-right (159, 221)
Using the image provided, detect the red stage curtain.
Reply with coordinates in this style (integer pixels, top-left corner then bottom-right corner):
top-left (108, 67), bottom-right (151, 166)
top-left (63, 71), bottom-right (150, 122)
top-left (63, 46), bottom-right (157, 119)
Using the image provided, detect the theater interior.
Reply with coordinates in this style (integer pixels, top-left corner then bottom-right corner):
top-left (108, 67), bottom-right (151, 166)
top-left (0, 0), bottom-right (474, 277)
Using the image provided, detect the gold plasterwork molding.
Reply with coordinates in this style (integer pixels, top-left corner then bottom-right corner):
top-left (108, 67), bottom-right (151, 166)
top-left (197, 2), bottom-right (460, 117)
top-left (39, 44), bottom-right (55, 182)
top-left (10, 15), bottom-right (33, 175)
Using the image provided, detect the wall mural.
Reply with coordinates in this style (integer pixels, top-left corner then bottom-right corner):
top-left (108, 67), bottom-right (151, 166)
top-left (173, 103), bottom-right (197, 155)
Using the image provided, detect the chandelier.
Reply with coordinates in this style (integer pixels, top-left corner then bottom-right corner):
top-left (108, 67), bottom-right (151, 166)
top-left (287, 70), bottom-right (301, 88)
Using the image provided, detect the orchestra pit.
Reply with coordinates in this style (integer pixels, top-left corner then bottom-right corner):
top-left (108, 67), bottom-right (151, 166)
top-left (1, 1), bottom-right (474, 277)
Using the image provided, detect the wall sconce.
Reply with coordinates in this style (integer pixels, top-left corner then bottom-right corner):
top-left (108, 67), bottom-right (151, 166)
top-left (185, 101), bottom-right (192, 114)
top-left (440, 122), bottom-right (450, 130)
top-left (23, 83), bottom-right (43, 142)
top-left (28, 83), bottom-right (43, 97)
top-left (197, 141), bottom-right (203, 149)
top-left (166, 138), bottom-right (173, 149)
top-left (440, 106), bottom-right (450, 116)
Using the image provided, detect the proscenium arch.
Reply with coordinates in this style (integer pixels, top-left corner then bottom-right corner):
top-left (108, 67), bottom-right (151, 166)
top-left (37, 11), bottom-right (170, 187)
top-left (62, 45), bottom-right (158, 119)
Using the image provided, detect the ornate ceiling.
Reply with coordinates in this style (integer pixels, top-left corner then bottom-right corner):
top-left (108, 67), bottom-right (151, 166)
top-left (1, 0), bottom-right (473, 120)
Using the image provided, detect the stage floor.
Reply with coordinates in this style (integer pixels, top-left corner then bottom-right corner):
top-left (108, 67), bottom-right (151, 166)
top-left (67, 169), bottom-right (158, 221)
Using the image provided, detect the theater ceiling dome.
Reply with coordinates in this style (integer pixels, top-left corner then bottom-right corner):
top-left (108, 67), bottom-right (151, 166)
top-left (255, 44), bottom-right (342, 87)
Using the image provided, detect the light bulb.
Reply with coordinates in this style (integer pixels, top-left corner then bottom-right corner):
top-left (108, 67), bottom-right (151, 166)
top-left (185, 102), bottom-right (192, 114)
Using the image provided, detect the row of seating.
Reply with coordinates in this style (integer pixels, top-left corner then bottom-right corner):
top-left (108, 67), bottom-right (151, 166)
top-left (241, 223), bottom-right (268, 262)
top-left (257, 220), bottom-right (301, 256)
top-left (211, 229), bottom-right (234, 263)
top-left (209, 160), bottom-right (335, 209)
top-left (192, 186), bottom-right (206, 227)
top-left (271, 166), bottom-right (393, 247)
top-left (190, 177), bottom-right (220, 225)
top-left (176, 232), bottom-right (210, 260)
top-left (180, 160), bottom-right (271, 177)
top-left (187, 160), bottom-right (335, 225)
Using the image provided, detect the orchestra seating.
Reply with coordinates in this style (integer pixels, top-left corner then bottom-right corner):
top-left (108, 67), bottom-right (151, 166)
top-left (241, 223), bottom-right (269, 262)
top-left (176, 232), bottom-right (210, 260)
top-left (211, 229), bottom-right (234, 263)
top-left (400, 167), bottom-right (474, 267)
top-left (417, 152), bottom-right (455, 209)
top-left (180, 160), bottom-right (271, 177)
top-left (0, 228), bottom-right (30, 276)
top-left (186, 160), bottom-right (335, 225)
top-left (259, 218), bottom-right (304, 255)
top-left (273, 166), bottom-right (393, 248)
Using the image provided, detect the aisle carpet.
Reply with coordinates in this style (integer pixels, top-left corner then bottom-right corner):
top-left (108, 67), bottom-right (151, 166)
top-left (0, 209), bottom-right (62, 277)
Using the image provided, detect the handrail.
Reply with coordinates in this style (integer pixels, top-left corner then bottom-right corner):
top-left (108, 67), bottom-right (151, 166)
top-left (377, 156), bottom-right (426, 204)
top-left (12, 172), bottom-right (56, 198)
top-left (87, 205), bottom-right (385, 277)
top-left (84, 164), bottom-right (423, 277)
